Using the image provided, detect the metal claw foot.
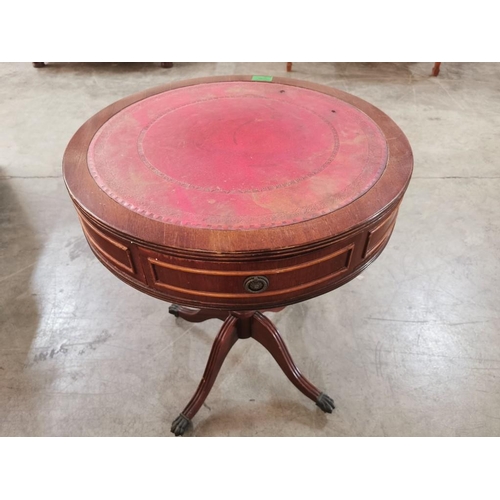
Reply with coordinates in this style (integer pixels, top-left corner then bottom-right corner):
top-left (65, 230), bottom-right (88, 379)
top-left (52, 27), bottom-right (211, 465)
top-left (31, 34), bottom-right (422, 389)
top-left (171, 413), bottom-right (191, 436)
top-left (316, 393), bottom-right (335, 413)
top-left (168, 304), bottom-right (180, 317)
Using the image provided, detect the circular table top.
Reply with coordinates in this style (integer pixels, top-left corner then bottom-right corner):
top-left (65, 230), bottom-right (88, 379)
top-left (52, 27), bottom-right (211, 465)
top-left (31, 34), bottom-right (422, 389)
top-left (63, 76), bottom-right (413, 255)
top-left (87, 81), bottom-right (387, 230)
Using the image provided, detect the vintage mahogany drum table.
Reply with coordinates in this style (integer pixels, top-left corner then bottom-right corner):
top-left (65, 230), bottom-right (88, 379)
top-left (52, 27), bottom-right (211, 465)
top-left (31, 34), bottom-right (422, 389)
top-left (63, 76), bottom-right (413, 436)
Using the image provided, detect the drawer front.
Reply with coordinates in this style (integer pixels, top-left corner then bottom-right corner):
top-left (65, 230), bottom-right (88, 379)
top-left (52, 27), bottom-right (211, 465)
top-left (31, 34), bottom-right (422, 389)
top-left (363, 208), bottom-right (398, 259)
top-left (139, 243), bottom-right (354, 304)
top-left (78, 213), bottom-right (136, 276)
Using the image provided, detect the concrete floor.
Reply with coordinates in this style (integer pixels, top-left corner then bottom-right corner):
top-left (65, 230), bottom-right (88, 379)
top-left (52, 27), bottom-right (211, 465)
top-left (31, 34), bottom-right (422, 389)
top-left (1, 62), bottom-right (499, 436)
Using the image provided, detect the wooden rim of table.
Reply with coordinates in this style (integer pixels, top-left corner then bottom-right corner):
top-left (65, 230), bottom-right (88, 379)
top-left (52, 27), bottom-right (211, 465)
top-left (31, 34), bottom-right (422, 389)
top-left (63, 75), bottom-right (413, 257)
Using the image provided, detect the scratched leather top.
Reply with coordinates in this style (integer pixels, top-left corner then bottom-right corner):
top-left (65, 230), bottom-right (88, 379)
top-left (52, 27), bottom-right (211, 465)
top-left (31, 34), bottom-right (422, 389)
top-left (87, 81), bottom-right (388, 230)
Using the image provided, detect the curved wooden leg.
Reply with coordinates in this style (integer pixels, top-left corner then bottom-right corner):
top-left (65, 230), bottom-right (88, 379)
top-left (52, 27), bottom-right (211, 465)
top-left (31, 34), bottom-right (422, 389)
top-left (286, 62), bottom-right (293, 72)
top-left (252, 312), bottom-right (334, 413)
top-left (432, 62), bottom-right (441, 76)
top-left (171, 314), bottom-right (239, 435)
top-left (168, 304), bottom-right (228, 323)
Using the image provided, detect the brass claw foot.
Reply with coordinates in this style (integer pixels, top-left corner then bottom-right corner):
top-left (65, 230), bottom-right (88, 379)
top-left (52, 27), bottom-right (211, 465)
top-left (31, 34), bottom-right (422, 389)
top-left (316, 393), bottom-right (335, 413)
top-left (171, 413), bottom-right (191, 436)
top-left (168, 304), bottom-right (180, 317)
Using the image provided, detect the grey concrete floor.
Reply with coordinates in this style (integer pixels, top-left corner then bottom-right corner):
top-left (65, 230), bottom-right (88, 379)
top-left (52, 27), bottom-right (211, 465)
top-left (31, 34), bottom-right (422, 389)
top-left (1, 62), bottom-right (499, 436)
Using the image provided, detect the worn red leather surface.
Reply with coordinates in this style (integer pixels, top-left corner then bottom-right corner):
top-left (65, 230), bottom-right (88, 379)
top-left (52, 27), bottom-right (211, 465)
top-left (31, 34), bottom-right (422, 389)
top-left (88, 81), bottom-right (388, 229)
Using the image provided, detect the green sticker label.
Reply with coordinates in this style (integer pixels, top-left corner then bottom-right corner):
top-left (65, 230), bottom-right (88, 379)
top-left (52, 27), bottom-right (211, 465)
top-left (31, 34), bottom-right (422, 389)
top-left (252, 75), bottom-right (273, 82)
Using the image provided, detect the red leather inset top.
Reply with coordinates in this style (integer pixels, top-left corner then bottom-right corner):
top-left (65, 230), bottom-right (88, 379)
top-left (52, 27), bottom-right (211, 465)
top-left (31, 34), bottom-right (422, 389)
top-left (88, 81), bottom-right (388, 229)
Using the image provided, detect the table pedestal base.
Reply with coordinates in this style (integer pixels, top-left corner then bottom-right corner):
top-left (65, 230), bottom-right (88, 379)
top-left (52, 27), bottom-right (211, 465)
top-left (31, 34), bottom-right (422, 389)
top-left (169, 305), bottom-right (335, 436)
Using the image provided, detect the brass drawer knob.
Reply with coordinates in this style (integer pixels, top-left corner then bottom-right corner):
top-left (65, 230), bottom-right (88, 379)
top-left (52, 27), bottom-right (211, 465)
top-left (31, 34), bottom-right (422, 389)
top-left (244, 276), bottom-right (269, 293)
